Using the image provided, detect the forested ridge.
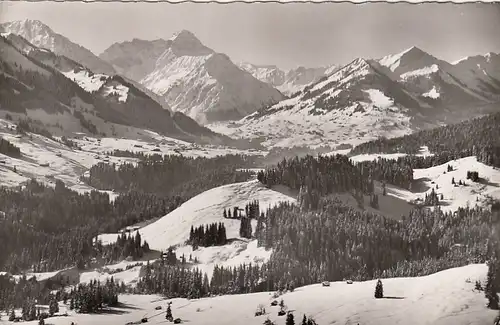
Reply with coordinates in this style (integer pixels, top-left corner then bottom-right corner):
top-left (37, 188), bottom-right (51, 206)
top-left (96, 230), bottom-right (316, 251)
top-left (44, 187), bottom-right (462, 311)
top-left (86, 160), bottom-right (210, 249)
top-left (83, 154), bottom-right (256, 195)
top-left (350, 111), bottom-right (500, 167)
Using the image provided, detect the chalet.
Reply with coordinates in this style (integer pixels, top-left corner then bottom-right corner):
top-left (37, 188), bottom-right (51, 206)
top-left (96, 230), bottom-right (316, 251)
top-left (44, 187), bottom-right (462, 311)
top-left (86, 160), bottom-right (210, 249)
top-left (36, 267), bottom-right (80, 287)
top-left (451, 243), bottom-right (467, 254)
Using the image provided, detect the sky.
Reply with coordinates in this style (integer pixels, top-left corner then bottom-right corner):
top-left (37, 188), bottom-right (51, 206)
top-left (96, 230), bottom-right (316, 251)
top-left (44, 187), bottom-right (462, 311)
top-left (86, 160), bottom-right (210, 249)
top-left (1, 2), bottom-right (500, 70)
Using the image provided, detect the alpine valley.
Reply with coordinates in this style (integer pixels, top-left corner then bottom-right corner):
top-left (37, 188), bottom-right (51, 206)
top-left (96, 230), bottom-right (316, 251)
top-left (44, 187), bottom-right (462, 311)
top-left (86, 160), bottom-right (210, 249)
top-left (1, 17), bottom-right (500, 325)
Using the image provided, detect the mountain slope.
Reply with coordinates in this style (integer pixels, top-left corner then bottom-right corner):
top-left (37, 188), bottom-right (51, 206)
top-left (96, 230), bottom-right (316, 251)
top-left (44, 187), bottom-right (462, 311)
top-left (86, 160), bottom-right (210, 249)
top-left (238, 62), bottom-right (338, 95)
top-left (97, 179), bottom-right (295, 277)
top-left (451, 52), bottom-right (500, 99)
top-left (1, 19), bottom-right (116, 75)
top-left (100, 30), bottom-right (285, 124)
top-left (0, 34), bottom-right (235, 145)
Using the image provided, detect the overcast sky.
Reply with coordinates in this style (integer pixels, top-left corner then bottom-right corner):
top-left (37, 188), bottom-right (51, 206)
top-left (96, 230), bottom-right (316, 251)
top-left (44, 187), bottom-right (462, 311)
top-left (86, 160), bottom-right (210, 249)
top-left (1, 2), bottom-right (499, 70)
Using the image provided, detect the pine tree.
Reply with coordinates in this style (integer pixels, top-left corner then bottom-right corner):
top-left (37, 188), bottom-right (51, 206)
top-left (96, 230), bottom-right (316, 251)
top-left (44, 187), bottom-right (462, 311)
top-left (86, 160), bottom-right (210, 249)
top-left (486, 259), bottom-right (499, 309)
top-left (166, 303), bottom-right (173, 320)
top-left (306, 318), bottom-right (317, 325)
top-left (9, 309), bottom-right (15, 321)
top-left (263, 318), bottom-right (275, 325)
top-left (302, 314), bottom-right (307, 325)
top-left (49, 299), bottom-right (59, 315)
top-left (29, 303), bottom-right (36, 321)
top-left (375, 279), bottom-right (384, 298)
top-left (286, 312), bottom-right (295, 325)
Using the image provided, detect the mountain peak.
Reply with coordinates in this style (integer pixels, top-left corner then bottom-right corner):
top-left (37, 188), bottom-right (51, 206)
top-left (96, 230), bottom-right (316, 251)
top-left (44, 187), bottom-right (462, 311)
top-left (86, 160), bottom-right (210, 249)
top-left (378, 45), bottom-right (440, 76)
top-left (2, 19), bottom-right (54, 34)
top-left (402, 45), bottom-right (424, 54)
top-left (167, 30), bottom-right (213, 57)
top-left (169, 30), bottom-right (198, 42)
top-left (1, 19), bottom-right (116, 75)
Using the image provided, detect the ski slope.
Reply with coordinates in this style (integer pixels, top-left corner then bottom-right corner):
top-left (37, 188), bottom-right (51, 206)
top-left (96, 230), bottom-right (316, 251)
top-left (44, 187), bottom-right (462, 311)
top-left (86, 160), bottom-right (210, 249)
top-left (2, 264), bottom-right (496, 325)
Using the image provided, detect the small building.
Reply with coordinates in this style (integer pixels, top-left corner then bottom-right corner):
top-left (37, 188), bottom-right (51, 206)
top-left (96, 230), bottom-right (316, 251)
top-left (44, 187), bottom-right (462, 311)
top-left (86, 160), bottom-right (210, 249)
top-left (36, 267), bottom-right (80, 287)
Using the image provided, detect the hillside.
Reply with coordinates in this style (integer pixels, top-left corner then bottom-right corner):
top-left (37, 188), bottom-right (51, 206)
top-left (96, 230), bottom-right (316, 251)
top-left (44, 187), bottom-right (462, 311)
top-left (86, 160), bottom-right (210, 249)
top-left (99, 30), bottom-right (285, 124)
top-left (98, 180), bottom-right (296, 276)
top-left (349, 152), bottom-right (500, 213)
top-left (1, 264), bottom-right (496, 325)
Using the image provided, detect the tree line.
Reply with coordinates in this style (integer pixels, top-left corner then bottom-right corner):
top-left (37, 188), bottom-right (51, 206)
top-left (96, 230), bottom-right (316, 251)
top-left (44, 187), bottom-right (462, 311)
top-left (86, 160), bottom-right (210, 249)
top-left (98, 231), bottom-right (151, 264)
top-left (0, 137), bottom-right (21, 158)
top-left (189, 222), bottom-right (227, 249)
top-left (350, 111), bottom-right (500, 168)
top-left (82, 154), bottom-right (256, 196)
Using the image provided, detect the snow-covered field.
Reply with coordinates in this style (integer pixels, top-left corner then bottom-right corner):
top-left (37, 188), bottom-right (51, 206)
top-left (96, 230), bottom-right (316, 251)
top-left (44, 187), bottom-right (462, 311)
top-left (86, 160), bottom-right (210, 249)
top-left (348, 146), bottom-right (434, 163)
top-left (413, 156), bottom-right (500, 212)
top-left (1, 264), bottom-right (496, 325)
top-left (79, 265), bottom-right (144, 287)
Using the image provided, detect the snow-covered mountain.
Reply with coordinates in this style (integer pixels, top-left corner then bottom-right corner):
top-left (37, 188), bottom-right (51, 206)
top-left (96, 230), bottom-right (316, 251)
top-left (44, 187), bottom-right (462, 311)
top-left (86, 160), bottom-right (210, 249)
top-left (238, 62), bottom-right (338, 95)
top-left (377, 46), bottom-right (498, 109)
top-left (99, 38), bottom-right (171, 82)
top-left (210, 46), bottom-right (500, 149)
top-left (450, 52), bottom-right (500, 99)
top-left (0, 19), bottom-right (116, 75)
top-left (99, 30), bottom-right (285, 124)
top-left (210, 57), bottom-right (423, 148)
top-left (0, 34), bottom-right (236, 146)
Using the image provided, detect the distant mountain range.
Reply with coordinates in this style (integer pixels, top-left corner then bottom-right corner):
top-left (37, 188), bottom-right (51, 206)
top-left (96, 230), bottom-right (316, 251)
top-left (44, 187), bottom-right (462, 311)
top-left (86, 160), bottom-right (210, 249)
top-left (0, 25), bottom-right (237, 146)
top-left (1, 19), bottom-right (499, 149)
top-left (237, 62), bottom-right (339, 95)
top-left (210, 46), bottom-right (500, 148)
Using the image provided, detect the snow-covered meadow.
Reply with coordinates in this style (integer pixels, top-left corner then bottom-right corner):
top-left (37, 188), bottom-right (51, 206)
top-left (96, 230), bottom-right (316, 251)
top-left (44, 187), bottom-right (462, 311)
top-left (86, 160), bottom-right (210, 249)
top-left (1, 264), bottom-right (496, 325)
